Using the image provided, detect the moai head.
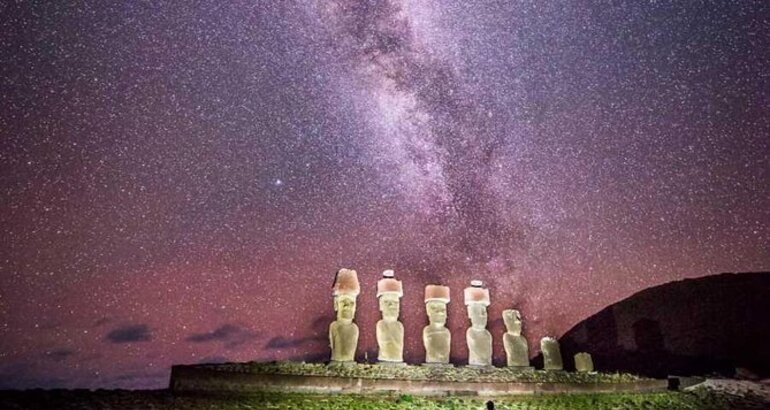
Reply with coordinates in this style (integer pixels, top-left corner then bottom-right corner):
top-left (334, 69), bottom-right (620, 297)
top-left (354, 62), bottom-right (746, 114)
top-left (378, 294), bottom-right (399, 320)
top-left (467, 304), bottom-right (488, 328)
top-left (377, 270), bottom-right (403, 321)
top-left (426, 301), bottom-right (447, 326)
top-left (424, 285), bottom-right (450, 327)
top-left (334, 294), bottom-right (356, 322)
top-left (464, 280), bottom-right (490, 330)
top-left (503, 309), bottom-right (523, 336)
top-left (332, 268), bottom-right (360, 323)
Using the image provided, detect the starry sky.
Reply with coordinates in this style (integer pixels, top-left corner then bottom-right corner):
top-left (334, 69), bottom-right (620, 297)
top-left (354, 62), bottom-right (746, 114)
top-left (1, 0), bottom-right (768, 389)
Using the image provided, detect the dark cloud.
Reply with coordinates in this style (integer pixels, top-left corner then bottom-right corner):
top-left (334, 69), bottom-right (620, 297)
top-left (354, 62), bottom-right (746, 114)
top-left (265, 335), bottom-right (326, 349)
top-left (103, 370), bottom-right (170, 390)
top-left (0, 361), bottom-right (70, 389)
top-left (105, 324), bottom-right (152, 343)
top-left (185, 324), bottom-right (260, 349)
top-left (197, 356), bottom-right (230, 364)
top-left (266, 316), bottom-right (333, 353)
top-left (311, 315), bottom-right (333, 332)
top-left (45, 348), bottom-right (75, 362)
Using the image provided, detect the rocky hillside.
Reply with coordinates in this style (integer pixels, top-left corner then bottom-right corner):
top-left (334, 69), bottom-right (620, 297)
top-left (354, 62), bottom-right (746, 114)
top-left (554, 272), bottom-right (770, 378)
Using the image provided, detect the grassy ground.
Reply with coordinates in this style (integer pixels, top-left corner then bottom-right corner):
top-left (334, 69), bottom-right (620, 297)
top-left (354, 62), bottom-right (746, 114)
top-left (1, 388), bottom-right (767, 410)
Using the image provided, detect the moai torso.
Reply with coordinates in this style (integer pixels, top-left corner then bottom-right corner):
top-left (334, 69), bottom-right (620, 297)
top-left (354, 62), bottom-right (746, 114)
top-left (541, 337), bottom-right (563, 370)
top-left (503, 309), bottom-right (529, 367)
top-left (329, 320), bottom-right (359, 362)
top-left (467, 327), bottom-right (493, 366)
top-left (574, 352), bottom-right (594, 372)
top-left (423, 325), bottom-right (451, 363)
top-left (503, 333), bottom-right (529, 366)
top-left (376, 319), bottom-right (403, 362)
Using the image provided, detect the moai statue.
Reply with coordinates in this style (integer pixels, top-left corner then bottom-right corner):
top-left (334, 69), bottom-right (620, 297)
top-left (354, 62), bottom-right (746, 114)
top-left (329, 268), bottom-right (360, 363)
top-left (503, 309), bottom-right (530, 367)
top-left (541, 337), bottom-right (563, 370)
top-left (376, 269), bottom-right (404, 363)
top-left (574, 352), bottom-right (594, 373)
top-left (423, 284), bottom-right (451, 364)
top-left (464, 280), bottom-right (492, 367)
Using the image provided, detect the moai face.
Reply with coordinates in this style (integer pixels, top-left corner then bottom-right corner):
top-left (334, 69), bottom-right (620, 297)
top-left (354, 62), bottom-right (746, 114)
top-left (503, 309), bottom-right (522, 335)
top-left (468, 303), bottom-right (488, 329)
top-left (379, 293), bottom-right (400, 321)
top-left (426, 300), bottom-right (447, 326)
top-left (334, 295), bottom-right (356, 322)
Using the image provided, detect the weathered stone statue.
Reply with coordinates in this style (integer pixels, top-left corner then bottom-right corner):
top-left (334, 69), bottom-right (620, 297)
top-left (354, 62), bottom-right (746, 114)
top-left (503, 309), bottom-right (530, 367)
top-left (541, 336), bottom-right (563, 370)
top-left (423, 284), bottom-right (451, 364)
top-left (464, 280), bottom-right (492, 367)
top-left (376, 269), bottom-right (404, 363)
top-left (574, 352), bottom-right (594, 372)
top-left (329, 268), bottom-right (360, 363)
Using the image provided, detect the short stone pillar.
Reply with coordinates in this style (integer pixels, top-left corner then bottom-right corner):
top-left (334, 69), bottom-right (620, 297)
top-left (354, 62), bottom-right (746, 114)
top-left (464, 280), bottom-right (492, 367)
top-left (503, 309), bottom-right (530, 367)
top-left (329, 268), bottom-right (360, 363)
top-left (574, 352), bottom-right (594, 372)
top-left (423, 284), bottom-right (451, 364)
top-left (376, 269), bottom-right (404, 363)
top-left (541, 336), bottom-right (563, 370)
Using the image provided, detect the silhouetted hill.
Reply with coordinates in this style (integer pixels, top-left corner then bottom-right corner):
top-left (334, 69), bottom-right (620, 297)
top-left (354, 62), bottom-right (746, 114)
top-left (549, 272), bottom-right (770, 378)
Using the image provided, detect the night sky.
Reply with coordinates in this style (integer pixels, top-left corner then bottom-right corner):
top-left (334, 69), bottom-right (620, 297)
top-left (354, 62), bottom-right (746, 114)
top-left (1, 1), bottom-right (768, 389)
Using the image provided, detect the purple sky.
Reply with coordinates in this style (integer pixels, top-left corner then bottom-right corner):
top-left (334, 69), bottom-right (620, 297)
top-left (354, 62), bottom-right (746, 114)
top-left (1, 0), bottom-right (768, 389)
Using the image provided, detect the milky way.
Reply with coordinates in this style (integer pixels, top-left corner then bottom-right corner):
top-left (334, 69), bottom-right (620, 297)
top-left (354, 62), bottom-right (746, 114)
top-left (1, 1), bottom-right (768, 389)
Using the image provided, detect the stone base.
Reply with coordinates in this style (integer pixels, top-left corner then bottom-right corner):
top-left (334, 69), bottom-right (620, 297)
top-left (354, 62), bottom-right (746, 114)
top-left (377, 361), bottom-right (407, 366)
top-left (327, 360), bottom-right (357, 368)
top-left (464, 364), bottom-right (495, 370)
top-left (507, 366), bottom-right (535, 371)
top-left (170, 362), bottom-right (668, 396)
top-left (421, 362), bottom-right (454, 368)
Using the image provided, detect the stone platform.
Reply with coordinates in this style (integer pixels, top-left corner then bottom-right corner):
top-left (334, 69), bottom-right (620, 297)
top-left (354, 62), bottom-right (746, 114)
top-left (170, 362), bottom-right (667, 397)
